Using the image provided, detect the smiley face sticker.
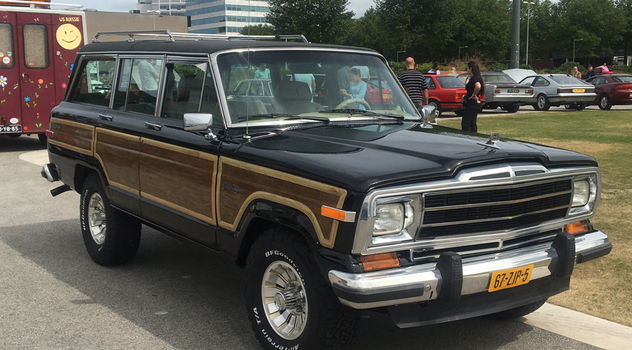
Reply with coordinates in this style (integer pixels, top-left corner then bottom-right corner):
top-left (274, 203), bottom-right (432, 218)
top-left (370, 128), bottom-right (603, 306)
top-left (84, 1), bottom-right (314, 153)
top-left (56, 23), bottom-right (81, 50)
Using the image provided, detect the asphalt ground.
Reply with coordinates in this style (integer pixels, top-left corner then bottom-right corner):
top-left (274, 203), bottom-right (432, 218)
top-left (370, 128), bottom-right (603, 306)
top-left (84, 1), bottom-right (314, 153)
top-left (0, 134), bottom-right (618, 350)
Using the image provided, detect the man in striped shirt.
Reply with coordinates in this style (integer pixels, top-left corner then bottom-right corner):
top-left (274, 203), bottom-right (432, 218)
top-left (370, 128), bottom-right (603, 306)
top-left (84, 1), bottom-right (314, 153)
top-left (397, 57), bottom-right (429, 108)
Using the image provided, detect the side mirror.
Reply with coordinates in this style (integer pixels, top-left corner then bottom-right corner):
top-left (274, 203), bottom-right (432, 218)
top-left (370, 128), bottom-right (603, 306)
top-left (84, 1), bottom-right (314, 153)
top-left (184, 113), bottom-right (213, 131)
top-left (420, 105), bottom-right (438, 124)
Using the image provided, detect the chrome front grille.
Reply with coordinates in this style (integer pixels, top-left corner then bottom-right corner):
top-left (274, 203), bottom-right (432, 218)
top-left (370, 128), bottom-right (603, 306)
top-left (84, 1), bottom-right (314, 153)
top-left (419, 179), bottom-right (572, 238)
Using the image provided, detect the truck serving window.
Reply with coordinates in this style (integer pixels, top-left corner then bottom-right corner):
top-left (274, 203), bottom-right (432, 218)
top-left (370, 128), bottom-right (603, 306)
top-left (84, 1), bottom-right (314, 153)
top-left (68, 57), bottom-right (116, 106)
top-left (23, 24), bottom-right (48, 69)
top-left (0, 23), bottom-right (14, 68)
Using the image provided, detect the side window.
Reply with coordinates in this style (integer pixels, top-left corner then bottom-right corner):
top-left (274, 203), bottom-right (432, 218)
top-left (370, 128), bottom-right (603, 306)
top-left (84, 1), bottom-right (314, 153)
top-left (161, 61), bottom-right (221, 124)
top-left (0, 23), bottom-right (14, 68)
top-left (113, 58), bottom-right (163, 115)
top-left (23, 24), bottom-right (48, 69)
top-left (425, 77), bottom-right (436, 89)
top-left (68, 57), bottom-right (116, 106)
top-left (533, 77), bottom-right (549, 87)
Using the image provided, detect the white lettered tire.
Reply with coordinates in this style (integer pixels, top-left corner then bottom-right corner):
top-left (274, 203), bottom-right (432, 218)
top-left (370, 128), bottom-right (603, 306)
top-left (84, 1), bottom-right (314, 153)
top-left (245, 228), bottom-right (356, 350)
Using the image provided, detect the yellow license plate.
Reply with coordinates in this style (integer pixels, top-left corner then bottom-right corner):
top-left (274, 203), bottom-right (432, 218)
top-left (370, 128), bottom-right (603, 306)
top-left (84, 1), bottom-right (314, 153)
top-left (488, 264), bottom-right (534, 292)
top-left (572, 88), bottom-right (585, 93)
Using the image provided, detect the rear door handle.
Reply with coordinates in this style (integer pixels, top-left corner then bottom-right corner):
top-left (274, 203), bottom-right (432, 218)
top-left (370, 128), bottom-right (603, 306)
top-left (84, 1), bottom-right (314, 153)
top-left (98, 114), bottom-right (113, 121)
top-left (145, 122), bottom-right (162, 131)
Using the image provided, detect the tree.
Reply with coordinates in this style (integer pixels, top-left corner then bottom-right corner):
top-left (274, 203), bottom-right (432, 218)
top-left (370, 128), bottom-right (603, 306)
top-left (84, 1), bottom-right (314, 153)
top-left (266, 0), bottom-right (354, 44)
top-left (240, 25), bottom-right (276, 36)
top-left (615, 0), bottom-right (632, 60)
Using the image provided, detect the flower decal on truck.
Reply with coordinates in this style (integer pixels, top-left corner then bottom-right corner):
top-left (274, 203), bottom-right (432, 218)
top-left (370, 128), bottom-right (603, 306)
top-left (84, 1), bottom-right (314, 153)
top-left (0, 75), bottom-right (7, 88)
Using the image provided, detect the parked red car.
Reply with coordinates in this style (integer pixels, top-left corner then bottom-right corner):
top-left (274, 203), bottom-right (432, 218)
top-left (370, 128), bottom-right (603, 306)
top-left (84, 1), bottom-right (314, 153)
top-left (423, 74), bottom-right (467, 117)
top-left (585, 74), bottom-right (632, 110)
top-left (366, 78), bottom-right (393, 107)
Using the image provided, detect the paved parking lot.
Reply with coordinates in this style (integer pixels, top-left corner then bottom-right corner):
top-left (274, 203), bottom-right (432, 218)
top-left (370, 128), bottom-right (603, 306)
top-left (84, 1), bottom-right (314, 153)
top-left (1, 135), bottom-right (628, 350)
top-left (441, 103), bottom-right (632, 118)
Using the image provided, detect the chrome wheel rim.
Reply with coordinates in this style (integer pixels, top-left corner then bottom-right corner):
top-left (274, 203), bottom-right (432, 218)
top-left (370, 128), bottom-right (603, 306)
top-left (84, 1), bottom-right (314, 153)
top-left (87, 193), bottom-right (107, 245)
top-left (538, 96), bottom-right (546, 109)
top-left (601, 96), bottom-right (608, 108)
top-left (261, 261), bottom-right (308, 340)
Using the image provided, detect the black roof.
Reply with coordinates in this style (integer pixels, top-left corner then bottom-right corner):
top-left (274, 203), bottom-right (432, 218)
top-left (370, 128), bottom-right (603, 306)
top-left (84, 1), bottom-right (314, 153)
top-left (79, 40), bottom-right (377, 55)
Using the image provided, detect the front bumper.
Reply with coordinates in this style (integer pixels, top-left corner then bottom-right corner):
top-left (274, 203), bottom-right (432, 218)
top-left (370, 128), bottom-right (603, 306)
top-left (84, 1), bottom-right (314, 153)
top-left (328, 231), bottom-right (610, 310)
top-left (487, 95), bottom-right (535, 104)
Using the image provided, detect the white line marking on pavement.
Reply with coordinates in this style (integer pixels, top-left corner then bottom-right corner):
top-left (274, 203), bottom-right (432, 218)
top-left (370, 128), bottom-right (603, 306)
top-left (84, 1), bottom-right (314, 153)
top-left (18, 150), bottom-right (49, 167)
top-left (524, 303), bottom-right (632, 350)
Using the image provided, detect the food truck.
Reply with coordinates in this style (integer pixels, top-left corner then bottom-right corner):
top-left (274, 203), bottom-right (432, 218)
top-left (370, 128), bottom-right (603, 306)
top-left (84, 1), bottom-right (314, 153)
top-left (0, 0), bottom-right (85, 143)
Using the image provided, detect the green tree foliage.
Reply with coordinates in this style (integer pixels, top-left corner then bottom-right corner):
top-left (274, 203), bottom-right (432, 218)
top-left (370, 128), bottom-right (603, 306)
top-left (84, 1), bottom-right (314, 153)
top-left (266, 0), bottom-right (354, 43)
top-left (240, 25), bottom-right (276, 36)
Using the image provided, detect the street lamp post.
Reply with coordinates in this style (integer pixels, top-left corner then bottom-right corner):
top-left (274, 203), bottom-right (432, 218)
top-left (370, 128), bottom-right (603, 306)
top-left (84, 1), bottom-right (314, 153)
top-left (524, 1), bottom-right (535, 66)
top-left (396, 50), bottom-right (406, 62)
top-left (573, 38), bottom-right (583, 63)
top-left (458, 46), bottom-right (468, 61)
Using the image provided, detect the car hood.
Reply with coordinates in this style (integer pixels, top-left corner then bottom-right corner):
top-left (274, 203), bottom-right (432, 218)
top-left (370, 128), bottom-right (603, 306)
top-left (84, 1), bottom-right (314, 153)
top-left (503, 69), bottom-right (537, 84)
top-left (228, 123), bottom-right (596, 193)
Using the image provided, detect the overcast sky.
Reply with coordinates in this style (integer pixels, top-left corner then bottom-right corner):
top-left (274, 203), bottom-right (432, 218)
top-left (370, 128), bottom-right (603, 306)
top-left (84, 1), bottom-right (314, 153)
top-left (56, 0), bottom-right (374, 17)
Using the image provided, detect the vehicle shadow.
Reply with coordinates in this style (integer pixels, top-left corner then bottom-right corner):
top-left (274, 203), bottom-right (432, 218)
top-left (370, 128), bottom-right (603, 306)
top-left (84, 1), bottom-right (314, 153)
top-left (0, 220), bottom-right (595, 350)
top-left (0, 135), bottom-right (44, 152)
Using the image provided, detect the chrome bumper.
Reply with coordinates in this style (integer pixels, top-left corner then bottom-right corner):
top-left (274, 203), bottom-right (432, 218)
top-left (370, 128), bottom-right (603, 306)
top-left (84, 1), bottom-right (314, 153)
top-left (328, 231), bottom-right (610, 309)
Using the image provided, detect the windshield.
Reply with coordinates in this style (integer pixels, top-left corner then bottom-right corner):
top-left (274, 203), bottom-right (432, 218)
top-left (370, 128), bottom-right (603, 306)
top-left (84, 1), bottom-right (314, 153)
top-left (217, 51), bottom-right (419, 126)
top-left (437, 76), bottom-right (465, 88)
top-left (482, 74), bottom-right (515, 84)
top-left (550, 75), bottom-right (586, 85)
top-left (613, 75), bottom-right (632, 83)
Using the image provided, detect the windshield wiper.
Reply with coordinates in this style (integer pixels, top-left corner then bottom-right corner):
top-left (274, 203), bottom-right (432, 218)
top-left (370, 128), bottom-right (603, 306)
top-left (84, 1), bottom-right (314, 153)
top-left (236, 113), bottom-right (294, 122)
top-left (284, 116), bottom-right (331, 123)
top-left (320, 109), bottom-right (405, 121)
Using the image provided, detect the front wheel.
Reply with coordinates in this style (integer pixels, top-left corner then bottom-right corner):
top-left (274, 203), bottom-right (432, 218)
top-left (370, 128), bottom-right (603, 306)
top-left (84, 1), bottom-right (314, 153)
top-left (80, 173), bottom-right (141, 266)
top-left (489, 298), bottom-right (547, 319)
top-left (428, 100), bottom-right (442, 117)
top-left (504, 104), bottom-right (520, 113)
top-left (245, 228), bottom-right (356, 350)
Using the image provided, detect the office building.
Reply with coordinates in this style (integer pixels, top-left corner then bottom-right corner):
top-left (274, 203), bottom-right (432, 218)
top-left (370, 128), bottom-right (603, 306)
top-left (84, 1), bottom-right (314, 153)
top-left (138, 0), bottom-right (187, 16)
top-left (187, 0), bottom-right (270, 34)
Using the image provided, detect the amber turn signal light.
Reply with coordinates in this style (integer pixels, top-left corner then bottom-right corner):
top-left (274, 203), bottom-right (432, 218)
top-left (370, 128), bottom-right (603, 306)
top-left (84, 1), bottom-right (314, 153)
top-left (565, 221), bottom-right (589, 235)
top-left (360, 252), bottom-right (400, 272)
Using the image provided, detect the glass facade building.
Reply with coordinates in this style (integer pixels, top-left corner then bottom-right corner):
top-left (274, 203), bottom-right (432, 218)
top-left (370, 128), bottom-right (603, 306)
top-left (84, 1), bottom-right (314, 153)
top-left (187, 0), bottom-right (270, 34)
top-left (137, 0), bottom-right (187, 16)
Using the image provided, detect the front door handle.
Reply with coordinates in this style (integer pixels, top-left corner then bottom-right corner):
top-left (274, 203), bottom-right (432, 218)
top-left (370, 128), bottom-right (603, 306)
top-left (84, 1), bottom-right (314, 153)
top-left (145, 122), bottom-right (162, 131)
top-left (98, 114), bottom-right (113, 121)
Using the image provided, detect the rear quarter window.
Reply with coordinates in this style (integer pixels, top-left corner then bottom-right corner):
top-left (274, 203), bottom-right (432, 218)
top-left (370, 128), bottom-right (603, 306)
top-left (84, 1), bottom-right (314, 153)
top-left (0, 23), bottom-right (14, 68)
top-left (68, 57), bottom-right (116, 107)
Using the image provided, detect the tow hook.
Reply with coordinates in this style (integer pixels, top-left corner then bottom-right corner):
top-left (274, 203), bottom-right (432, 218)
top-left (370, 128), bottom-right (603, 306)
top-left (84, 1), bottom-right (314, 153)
top-left (50, 184), bottom-right (71, 197)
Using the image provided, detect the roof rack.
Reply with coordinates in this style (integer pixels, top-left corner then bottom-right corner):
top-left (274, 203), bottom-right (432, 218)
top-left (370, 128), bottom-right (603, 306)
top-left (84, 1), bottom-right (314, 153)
top-left (92, 30), bottom-right (309, 44)
top-left (0, 0), bottom-right (83, 10)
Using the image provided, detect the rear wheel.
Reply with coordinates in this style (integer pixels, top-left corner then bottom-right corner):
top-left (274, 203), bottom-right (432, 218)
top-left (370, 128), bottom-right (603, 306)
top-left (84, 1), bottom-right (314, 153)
top-left (598, 95), bottom-right (612, 110)
top-left (534, 94), bottom-right (550, 111)
top-left (245, 228), bottom-right (356, 350)
top-left (504, 104), bottom-right (520, 113)
top-left (80, 173), bottom-right (141, 266)
top-left (489, 299), bottom-right (547, 319)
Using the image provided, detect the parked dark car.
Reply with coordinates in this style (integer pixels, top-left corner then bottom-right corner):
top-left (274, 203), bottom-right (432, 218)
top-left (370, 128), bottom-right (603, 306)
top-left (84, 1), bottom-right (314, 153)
top-left (585, 74), bottom-right (632, 110)
top-left (41, 31), bottom-right (611, 350)
top-left (457, 72), bottom-right (534, 113)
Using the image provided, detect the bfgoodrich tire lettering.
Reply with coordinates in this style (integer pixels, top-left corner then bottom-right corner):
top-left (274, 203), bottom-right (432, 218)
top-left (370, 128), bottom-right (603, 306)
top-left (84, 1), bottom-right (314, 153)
top-left (80, 173), bottom-right (141, 266)
top-left (246, 228), bottom-right (356, 350)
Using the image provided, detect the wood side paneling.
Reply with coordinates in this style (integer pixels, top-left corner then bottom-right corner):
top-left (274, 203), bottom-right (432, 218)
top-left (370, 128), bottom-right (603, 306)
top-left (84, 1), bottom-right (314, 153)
top-left (140, 138), bottom-right (217, 225)
top-left (94, 128), bottom-right (141, 194)
top-left (217, 158), bottom-right (347, 248)
top-left (48, 118), bottom-right (94, 155)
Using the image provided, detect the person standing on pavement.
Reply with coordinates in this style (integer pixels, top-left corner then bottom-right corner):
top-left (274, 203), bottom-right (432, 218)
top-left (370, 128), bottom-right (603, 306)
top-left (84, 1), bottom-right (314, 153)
top-left (584, 65), bottom-right (596, 80)
top-left (461, 61), bottom-right (484, 133)
top-left (427, 62), bottom-right (441, 75)
top-left (397, 57), bottom-right (428, 108)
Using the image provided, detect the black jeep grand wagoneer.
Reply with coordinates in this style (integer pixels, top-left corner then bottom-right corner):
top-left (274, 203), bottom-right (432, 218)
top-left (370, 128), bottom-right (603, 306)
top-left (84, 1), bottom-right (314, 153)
top-left (41, 31), bottom-right (611, 350)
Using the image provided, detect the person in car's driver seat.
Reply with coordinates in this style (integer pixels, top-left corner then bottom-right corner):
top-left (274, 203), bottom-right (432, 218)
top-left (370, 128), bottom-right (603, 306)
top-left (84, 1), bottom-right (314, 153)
top-left (340, 68), bottom-right (367, 110)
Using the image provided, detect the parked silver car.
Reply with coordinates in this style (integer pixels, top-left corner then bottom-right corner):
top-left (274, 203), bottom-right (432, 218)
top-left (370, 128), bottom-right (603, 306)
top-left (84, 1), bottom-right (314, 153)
top-left (504, 69), bottom-right (596, 111)
top-left (458, 72), bottom-right (535, 113)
